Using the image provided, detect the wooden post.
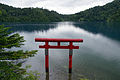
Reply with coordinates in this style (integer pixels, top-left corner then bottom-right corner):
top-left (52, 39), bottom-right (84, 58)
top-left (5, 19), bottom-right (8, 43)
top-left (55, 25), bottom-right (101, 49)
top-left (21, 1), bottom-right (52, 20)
top-left (46, 72), bottom-right (49, 80)
top-left (45, 42), bottom-right (49, 73)
top-left (68, 73), bottom-right (72, 80)
top-left (69, 42), bottom-right (73, 73)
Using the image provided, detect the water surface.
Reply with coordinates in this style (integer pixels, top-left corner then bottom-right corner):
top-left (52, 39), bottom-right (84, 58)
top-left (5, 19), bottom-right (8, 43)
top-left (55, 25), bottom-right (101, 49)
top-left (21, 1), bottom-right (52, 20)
top-left (5, 22), bottom-right (120, 80)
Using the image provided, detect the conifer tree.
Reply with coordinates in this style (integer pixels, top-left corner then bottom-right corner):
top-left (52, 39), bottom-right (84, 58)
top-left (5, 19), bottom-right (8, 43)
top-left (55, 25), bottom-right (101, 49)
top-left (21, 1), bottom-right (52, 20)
top-left (0, 25), bottom-right (37, 60)
top-left (0, 25), bottom-right (39, 80)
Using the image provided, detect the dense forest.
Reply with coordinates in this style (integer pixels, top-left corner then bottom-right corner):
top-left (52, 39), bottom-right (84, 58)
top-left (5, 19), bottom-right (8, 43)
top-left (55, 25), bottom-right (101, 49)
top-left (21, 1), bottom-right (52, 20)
top-left (0, 3), bottom-right (63, 22)
top-left (69, 0), bottom-right (120, 22)
top-left (0, 0), bottom-right (120, 22)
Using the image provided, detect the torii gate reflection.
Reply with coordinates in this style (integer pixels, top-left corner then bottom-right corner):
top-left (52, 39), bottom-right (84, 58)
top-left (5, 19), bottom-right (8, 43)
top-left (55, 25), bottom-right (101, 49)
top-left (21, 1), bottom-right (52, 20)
top-left (35, 38), bottom-right (83, 79)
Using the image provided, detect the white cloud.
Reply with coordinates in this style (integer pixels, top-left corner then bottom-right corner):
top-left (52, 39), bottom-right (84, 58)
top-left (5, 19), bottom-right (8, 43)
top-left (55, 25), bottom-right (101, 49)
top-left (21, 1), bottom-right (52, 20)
top-left (0, 0), bottom-right (114, 14)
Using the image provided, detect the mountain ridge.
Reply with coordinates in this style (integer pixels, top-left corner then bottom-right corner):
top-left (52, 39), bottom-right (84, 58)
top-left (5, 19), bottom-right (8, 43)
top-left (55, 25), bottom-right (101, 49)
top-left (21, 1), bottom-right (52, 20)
top-left (70, 0), bottom-right (120, 22)
top-left (0, 0), bottom-right (120, 22)
top-left (0, 3), bottom-right (63, 22)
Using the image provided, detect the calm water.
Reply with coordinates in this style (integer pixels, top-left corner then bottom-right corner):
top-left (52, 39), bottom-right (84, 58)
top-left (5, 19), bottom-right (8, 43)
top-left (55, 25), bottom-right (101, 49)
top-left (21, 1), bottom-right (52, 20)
top-left (4, 22), bottom-right (120, 80)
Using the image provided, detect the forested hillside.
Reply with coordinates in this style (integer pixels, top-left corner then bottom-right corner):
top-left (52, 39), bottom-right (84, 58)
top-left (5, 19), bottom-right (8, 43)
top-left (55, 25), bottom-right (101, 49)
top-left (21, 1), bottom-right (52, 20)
top-left (0, 0), bottom-right (120, 22)
top-left (0, 3), bottom-right (63, 22)
top-left (70, 0), bottom-right (120, 22)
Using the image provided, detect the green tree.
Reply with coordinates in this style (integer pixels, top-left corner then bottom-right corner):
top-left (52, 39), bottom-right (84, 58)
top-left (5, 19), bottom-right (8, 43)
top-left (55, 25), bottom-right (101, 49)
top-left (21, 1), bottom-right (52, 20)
top-left (69, 0), bottom-right (120, 22)
top-left (0, 3), bottom-right (63, 22)
top-left (0, 10), bottom-right (2, 15)
top-left (0, 25), bottom-right (39, 80)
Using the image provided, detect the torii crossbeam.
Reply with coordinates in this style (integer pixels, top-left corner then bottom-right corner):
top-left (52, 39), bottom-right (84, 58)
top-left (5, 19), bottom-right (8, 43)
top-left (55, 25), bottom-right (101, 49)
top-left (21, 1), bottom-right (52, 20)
top-left (35, 38), bottom-right (83, 73)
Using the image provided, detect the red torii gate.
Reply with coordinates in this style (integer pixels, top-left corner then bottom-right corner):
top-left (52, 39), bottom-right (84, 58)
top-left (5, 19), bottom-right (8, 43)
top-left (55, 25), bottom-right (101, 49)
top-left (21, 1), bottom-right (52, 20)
top-left (35, 38), bottom-right (83, 73)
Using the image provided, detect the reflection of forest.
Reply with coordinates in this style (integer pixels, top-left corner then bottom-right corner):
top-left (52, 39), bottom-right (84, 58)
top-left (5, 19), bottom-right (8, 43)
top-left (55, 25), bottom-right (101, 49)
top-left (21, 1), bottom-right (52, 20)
top-left (6, 23), bottom-right (57, 32)
top-left (74, 22), bottom-right (120, 41)
top-left (2, 22), bottom-right (120, 41)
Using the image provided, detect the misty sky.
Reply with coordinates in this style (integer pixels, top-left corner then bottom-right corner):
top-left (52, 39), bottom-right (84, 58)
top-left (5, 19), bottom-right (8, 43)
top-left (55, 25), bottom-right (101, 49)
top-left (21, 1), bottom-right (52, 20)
top-left (0, 0), bottom-right (113, 14)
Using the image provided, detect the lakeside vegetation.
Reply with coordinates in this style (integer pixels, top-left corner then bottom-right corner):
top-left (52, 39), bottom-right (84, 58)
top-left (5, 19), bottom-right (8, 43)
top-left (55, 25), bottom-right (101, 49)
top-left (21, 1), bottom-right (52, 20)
top-left (0, 0), bottom-right (120, 22)
top-left (0, 25), bottom-right (39, 80)
top-left (0, 4), bottom-right (63, 22)
top-left (70, 0), bottom-right (120, 22)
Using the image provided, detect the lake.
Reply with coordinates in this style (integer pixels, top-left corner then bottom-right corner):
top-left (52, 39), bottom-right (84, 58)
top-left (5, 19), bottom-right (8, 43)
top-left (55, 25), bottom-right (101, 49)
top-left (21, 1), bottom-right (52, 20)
top-left (4, 22), bottom-right (120, 80)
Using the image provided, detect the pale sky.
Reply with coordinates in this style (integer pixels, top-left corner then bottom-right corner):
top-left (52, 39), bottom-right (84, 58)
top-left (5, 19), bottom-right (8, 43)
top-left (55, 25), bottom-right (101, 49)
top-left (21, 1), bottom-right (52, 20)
top-left (0, 0), bottom-right (114, 14)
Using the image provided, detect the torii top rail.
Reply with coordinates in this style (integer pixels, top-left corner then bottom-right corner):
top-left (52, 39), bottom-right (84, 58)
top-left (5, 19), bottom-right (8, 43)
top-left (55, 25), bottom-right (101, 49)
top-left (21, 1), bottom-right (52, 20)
top-left (35, 38), bottom-right (83, 73)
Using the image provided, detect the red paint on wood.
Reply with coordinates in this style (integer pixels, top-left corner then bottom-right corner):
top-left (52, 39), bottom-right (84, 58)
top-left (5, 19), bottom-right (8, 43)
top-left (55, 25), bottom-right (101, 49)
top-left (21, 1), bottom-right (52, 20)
top-left (35, 38), bottom-right (83, 73)
top-left (35, 38), bottom-right (83, 42)
top-left (45, 42), bottom-right (49, 49)
top-left (45, 55), bottom-right (49, 72)
top-left (58, 42), bottom-right (60, 46)
top-left (69, 42), bottom-right (73, 49)
top-left (39, 45), bottom-right (79, 49)
top-left (69, 55), bottom-right (72, 69)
